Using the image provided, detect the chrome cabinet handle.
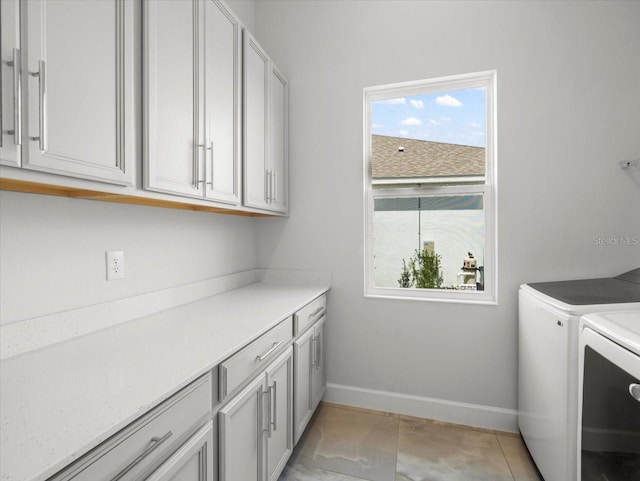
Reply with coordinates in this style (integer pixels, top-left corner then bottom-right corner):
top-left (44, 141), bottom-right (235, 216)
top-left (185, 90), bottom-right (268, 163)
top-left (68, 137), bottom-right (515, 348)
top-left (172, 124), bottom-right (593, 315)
top-left (195, 143), bottom-right (204, 187)
top-left (29, 60), bottom-right (45, 150)
top-left (206, 141), bottom-right (214, 186)
top-left (257, 340), bottom-right (284, 362)
top-left (309, 306), bottom-right (324, 321)
top-left (272, 170), bottom-right (277, 203)
top-left (110, 431), bottom-right (173, 481)
top-left (197, 142), bottom-right (214, 186)
top-left (5, 48), bottom-right (22, 146)
top-left (271, 380), bottom-right (277, 432)
top-left (311, 334), bottom-right (317, 367)
top-left (630, 384), bottom-right (640, 402)
top-left (266, 169), bottom-right (273, 203)
top-left (262, 386), bottom-right (272, 437)
top-left (316, 330), bottom-right (322, 370)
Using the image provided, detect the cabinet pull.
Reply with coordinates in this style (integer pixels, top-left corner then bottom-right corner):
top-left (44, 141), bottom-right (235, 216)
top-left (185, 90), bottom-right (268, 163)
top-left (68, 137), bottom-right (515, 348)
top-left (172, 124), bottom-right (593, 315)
top-left (206, 141), bottom-right (214, 186)
top-left (256, 340), bottom-right (284, 362)
top-left (263, 387), bottom-right (272, 437)
top-left (5, 48), bottom-right (22, 146)
top-left (309, 306), bottom-right (324, 321)
top-left (110, 431), bottom-right (173, 481)
top-left (265, 169), bottom-right (273, 203)
top-left (29, 60), bottom-right (45, 150)
top-left (311, 335), bottom-right (317, 367)
top-left (271, 380), bottom-right (277, 432)
top-left (316, 331), bottom-right (321, 370)
top-left (272, 170), bottom-right (277, 203)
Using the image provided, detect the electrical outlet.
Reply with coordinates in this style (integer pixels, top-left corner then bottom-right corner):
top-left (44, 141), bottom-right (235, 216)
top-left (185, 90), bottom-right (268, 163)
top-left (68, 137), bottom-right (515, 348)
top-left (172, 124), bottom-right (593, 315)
top-left (106, 251), bottom-right (125, 281)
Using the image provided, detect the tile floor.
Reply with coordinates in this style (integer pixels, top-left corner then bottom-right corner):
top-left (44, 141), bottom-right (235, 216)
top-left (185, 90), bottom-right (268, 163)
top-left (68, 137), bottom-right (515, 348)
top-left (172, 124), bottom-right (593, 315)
top-left (279, 402), bottom-right (543, 481)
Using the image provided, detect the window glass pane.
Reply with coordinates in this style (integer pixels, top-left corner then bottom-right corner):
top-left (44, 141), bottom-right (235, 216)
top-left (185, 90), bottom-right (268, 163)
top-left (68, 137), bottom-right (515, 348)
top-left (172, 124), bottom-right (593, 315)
top-left (371, 88), bottom-right (486, 185)
top-left (372, 194), bottom-right (485, 290)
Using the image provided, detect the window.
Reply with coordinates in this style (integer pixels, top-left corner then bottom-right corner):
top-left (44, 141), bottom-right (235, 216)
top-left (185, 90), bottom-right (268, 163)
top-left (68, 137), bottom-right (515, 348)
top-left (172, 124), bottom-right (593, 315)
top-left (364, 71), bottom-right (497, 303)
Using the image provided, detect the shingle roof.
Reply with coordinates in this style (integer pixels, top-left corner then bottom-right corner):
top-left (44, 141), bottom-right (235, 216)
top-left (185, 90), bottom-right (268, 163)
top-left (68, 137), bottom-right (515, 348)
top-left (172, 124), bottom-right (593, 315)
top-left (371, 135), bottom-right (485, 179)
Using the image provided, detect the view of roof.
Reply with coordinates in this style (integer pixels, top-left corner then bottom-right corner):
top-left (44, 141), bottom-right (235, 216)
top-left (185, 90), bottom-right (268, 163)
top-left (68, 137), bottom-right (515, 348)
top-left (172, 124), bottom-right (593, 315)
top-left (371, 135), bottom-right (485, 179)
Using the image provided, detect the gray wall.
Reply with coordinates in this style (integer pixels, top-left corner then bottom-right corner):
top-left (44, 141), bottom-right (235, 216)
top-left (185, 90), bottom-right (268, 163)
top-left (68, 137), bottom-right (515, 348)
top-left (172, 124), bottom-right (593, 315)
top-left (0, 191), bottom-right (258, 323)
top-left (253, 0), bottom-right (640, 412)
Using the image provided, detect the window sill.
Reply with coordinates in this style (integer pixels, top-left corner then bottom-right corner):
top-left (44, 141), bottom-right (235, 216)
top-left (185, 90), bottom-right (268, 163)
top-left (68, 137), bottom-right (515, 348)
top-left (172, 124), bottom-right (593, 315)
top-left (364, 287), bottom-right (497, 305)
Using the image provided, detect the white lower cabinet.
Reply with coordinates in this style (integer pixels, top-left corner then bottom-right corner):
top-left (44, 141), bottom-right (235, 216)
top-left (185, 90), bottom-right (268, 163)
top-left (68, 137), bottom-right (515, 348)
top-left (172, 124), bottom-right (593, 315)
top-left (146, 421), bottom-right (216, 481)
top-left (49, 375), bottom-right (212, 481)
top-left (293, 316), bottom-right (326, 444)
top-left (219, 347), bottom-right (293, 481)
top-left (39, 293), bottom-right (328, 481)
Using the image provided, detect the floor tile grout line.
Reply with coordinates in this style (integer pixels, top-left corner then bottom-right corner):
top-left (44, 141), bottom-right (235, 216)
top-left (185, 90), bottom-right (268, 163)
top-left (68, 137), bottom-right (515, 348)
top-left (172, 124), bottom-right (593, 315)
top-left (496, 433), bottom-right (518, 481)
top-left (288, 462), bottom-right (377, 481)
top-left (394, 414), bottom-right (401, 481)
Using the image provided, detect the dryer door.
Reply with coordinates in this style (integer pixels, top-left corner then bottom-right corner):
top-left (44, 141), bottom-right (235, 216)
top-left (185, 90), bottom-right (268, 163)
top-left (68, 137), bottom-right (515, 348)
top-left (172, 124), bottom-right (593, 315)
top-left (579, 328), bottom-right (640, 481)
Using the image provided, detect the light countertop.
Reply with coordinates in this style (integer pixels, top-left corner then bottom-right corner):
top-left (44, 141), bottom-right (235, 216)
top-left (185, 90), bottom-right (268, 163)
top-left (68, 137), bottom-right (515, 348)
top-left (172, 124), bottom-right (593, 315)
top-left (0, 281), bottom-right (329, 481)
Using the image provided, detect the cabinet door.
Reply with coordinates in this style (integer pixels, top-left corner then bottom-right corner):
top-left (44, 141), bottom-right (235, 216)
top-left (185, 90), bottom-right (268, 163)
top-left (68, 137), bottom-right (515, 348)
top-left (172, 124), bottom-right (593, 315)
top-left (203, 0), bottom-right (241, 205)
top-left (242, 30), bottom-right (269, 210)
top-left (265, 348), bottom-right (293, 481)
top-left (219, 374), bottom-right (265, 481)
top-left (23, 0), bottom-right (134, 185)
top-left (146, 421), bottom-right (215, 481)
top-left (0, 0), bottom-right (21, 167)
top-left (268, 65), bottom-right (288, 214)
top-left (311, 317), bottom-right (327, 410)
top-left (144, 0), bottom-right (205, 198)
top-left (293, 326), bottom-right (314, 445)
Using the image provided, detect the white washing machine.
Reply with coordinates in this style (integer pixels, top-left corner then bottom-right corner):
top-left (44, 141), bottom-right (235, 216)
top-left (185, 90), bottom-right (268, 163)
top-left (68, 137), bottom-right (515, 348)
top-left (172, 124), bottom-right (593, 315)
top-left (577, 311), bottom-right (640, 481)
top-left (518, 268), bottom-right (640, 481)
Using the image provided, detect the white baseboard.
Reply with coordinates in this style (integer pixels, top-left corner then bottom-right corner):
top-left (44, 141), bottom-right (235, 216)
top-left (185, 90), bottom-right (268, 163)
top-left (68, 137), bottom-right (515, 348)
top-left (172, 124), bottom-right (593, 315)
top-left (325, 383), bottom-right (518, 433)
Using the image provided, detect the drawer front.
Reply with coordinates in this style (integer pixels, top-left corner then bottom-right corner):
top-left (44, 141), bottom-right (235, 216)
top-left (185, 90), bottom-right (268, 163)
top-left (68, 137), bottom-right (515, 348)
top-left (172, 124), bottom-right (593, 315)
top-left (220, 317), bottom-right (293, 400)
top-left (53, 375), bottom-right (212, 481)
top-left (294, 294), bottom-right (326, 335)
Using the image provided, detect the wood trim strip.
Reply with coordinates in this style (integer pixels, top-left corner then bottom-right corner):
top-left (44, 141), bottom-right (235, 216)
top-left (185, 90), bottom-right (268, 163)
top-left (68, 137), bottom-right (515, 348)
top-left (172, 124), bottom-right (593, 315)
top-left (0, 178), bottom-right (270, 217)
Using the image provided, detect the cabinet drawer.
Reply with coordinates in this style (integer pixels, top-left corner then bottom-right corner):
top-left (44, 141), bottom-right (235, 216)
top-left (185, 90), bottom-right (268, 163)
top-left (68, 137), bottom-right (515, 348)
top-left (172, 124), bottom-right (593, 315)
top-left (219, 317), bottom-right (292, 400)
top-left (294, 294), bottom-right (326, 335)
top-left (52, 375), bottom-right (211, 481)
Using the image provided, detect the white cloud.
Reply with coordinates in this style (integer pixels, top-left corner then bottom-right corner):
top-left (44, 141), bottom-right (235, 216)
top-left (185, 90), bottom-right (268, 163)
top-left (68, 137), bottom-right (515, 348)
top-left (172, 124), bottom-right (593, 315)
top-left (468, 121), bottom-right (481, 128)
top-left (401, 117), bottom-right (422, 126)
top-left (409, 99), bottom-right (424, 109)
top-left (379, 97), bottom-right (406, 105)
top-left (372, 124), bottom-right (383, 129)
top-left (436, 94), bottom-right (463, 107)
top-left (399, 130), bottom-right (409, 136)
top-left (429, 117), bottom-right (450, 126)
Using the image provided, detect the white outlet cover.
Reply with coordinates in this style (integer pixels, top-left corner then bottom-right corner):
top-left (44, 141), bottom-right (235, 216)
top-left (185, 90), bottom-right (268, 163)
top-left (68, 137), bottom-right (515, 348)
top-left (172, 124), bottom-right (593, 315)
top-left (106, 251), bottom-right (125, 281)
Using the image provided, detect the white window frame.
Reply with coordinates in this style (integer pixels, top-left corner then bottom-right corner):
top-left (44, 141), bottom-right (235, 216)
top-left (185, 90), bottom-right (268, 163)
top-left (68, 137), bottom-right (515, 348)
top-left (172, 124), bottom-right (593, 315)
top-left (364, 70), bottom-right (497, 304)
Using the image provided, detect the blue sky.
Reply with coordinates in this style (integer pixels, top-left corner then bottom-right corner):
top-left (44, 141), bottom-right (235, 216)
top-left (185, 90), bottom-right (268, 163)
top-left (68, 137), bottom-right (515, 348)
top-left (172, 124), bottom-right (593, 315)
top-left (371, 88), bottom-right (486, 148)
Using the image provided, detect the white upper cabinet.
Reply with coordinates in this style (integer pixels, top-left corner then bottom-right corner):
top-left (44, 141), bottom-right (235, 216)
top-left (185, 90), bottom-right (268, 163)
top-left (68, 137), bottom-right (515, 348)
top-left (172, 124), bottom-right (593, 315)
top-left (0, 0), bottom-right (21, 168)
top-left (243, 31), bottom-right (288, 214)
top-left (204, 0), bottom-right (241, 204)
top-left (145, 0), bottom-right (241, 205)
top-left (144, 0), bottom-right (204, 198)
top-left (20, 0), bottom-right (135, 185)
top-left (268, 66), bottom-right (288, 214)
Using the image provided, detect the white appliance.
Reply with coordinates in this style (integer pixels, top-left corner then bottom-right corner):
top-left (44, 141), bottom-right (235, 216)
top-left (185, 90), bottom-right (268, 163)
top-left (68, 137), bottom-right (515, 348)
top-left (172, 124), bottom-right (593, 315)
top-left (518, 268), bottom-right (640, 481)
top-left (577, 311), bottom-right (640, 481)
